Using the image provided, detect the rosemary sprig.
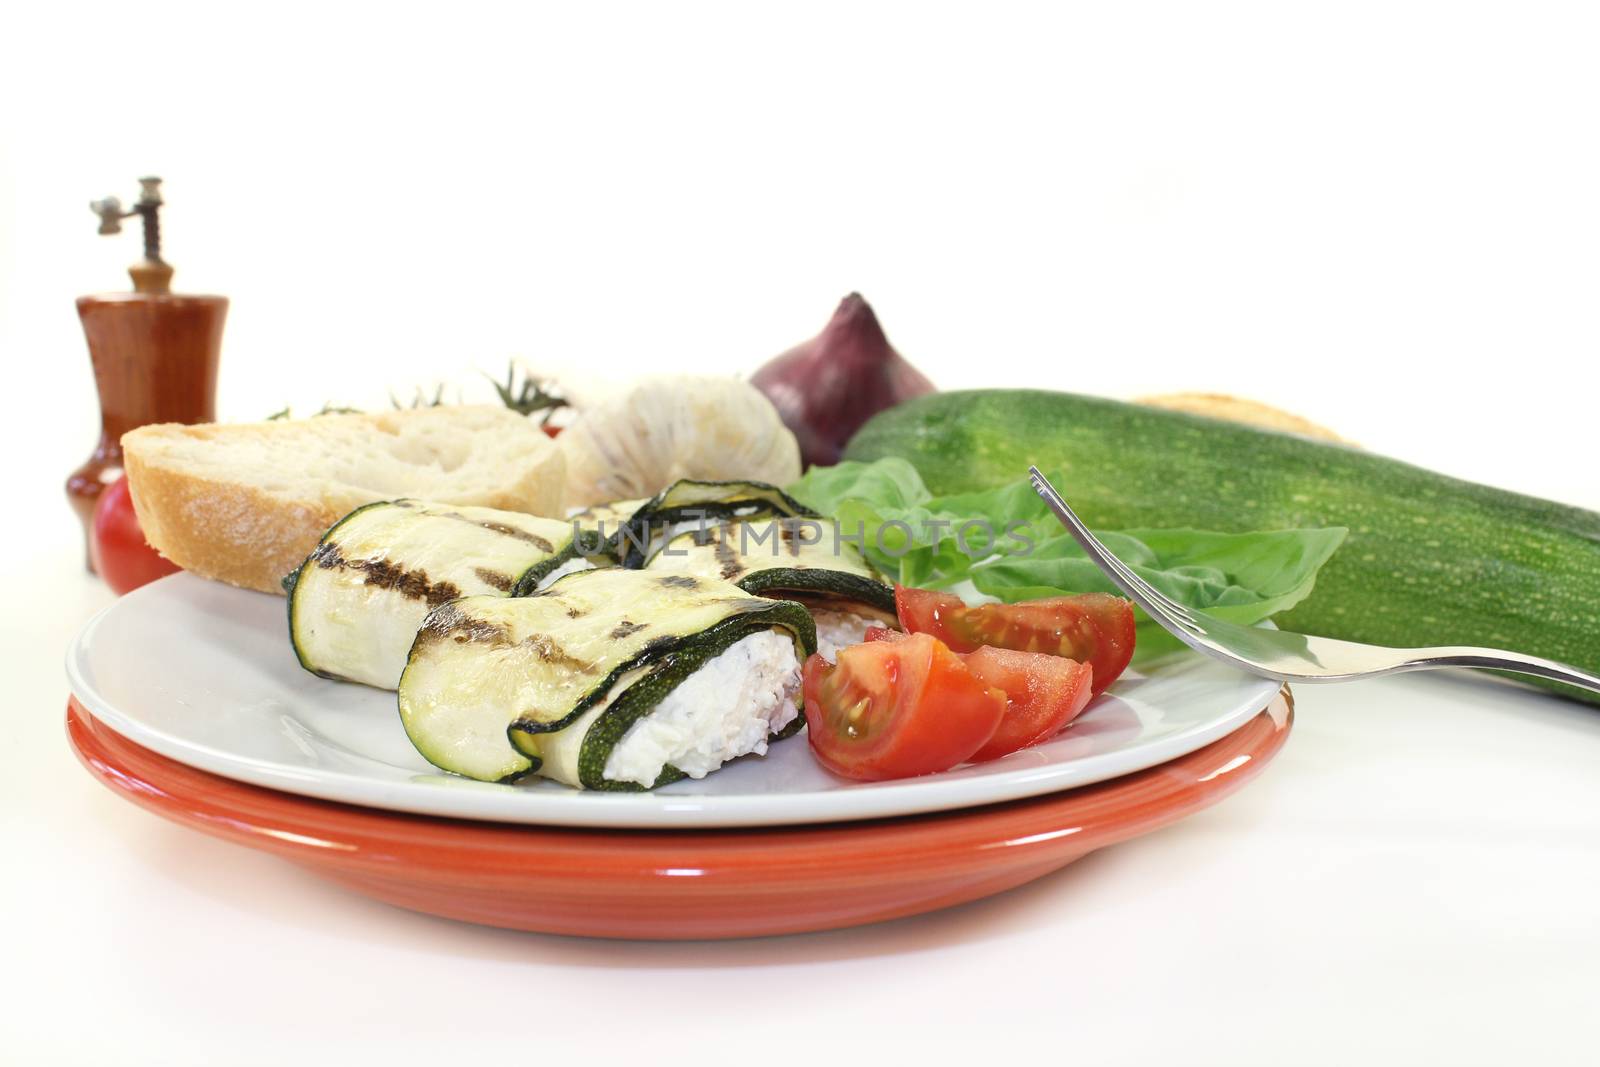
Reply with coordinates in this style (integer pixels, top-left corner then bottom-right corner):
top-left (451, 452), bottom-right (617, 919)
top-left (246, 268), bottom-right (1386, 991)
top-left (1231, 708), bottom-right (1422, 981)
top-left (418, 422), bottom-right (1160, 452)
top-left (265, 403), bottom-right (362, 419)
top-left (489, 362), bottom-right (568, 423)
top-left (390, 384), bottom-right (451, 410)
top-left (263, 362), bottom-right (564, 422)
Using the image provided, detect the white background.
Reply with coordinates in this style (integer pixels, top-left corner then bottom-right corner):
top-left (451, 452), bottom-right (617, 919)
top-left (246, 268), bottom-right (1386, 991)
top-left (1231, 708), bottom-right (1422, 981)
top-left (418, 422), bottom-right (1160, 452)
top-left (3, 2), bottom-right (1598, 1064)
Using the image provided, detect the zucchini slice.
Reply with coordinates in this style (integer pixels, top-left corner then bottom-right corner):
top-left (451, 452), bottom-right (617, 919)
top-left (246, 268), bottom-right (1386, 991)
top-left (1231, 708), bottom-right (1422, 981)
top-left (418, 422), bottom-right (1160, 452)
top-left (287, 499), bottom-right (582, 690)
top-left (646, 519), bottom-right (896, 613)
top-left (611, 478), bottom-right (819, 566)
top-left (396, 569), bottom-right (816, 788)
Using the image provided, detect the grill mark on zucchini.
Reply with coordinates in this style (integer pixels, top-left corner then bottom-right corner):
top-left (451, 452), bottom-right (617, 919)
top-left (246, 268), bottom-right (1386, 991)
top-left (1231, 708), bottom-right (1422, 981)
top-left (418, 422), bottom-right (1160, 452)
top-left (713, 535), bottom-right (745, 580)
top-left (610, 620), bottom-right (647, 639)
top-left (473, 567), bottom-right (514, 592)
top-left (523, 633), bottom-right (594, 671)
top-left (311, 542), bottom-right (461, 606)
top-left (414, 601), bottom-right (509, 645)
top-left (658, 575), bottom-right (701, 590)
top-left (479, 521), bottom-right (554, 552)
top-left (395, 500), bottom-right (557, 551)
top-left (684, 525), bottom-right (749, 581)
top-left (778, 519), bottom-right (811, 556)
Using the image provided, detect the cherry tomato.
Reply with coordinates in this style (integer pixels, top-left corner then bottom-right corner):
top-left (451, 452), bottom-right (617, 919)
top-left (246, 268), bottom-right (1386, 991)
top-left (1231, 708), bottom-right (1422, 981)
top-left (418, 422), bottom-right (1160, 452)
top-left (802, 633), bottom-right (1005, 781)
top-left (894, 586), bottom-right (1136, 693)
top-left (91, 475), bottom-right (180, 595)
top-left (864, 627), bottom-right (1095, 760)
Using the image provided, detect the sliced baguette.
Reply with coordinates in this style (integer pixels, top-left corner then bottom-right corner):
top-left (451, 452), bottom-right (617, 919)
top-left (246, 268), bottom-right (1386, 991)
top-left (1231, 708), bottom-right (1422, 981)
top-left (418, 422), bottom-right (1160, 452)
top-left (122, 406), bottom-right (566, 595)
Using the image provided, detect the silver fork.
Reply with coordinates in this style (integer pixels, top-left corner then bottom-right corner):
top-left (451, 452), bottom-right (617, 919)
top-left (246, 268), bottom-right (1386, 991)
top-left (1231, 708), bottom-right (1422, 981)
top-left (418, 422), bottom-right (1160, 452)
top-left (1028, 467), bottom-right (1600, 693)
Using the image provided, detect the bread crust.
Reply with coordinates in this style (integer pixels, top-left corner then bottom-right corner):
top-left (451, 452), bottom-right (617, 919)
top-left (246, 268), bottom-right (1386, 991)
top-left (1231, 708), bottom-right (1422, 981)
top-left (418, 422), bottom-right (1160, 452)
top-left (123, 448), bottom-right (343, 593)
top-left (122, 409), bottom-right (566, 595)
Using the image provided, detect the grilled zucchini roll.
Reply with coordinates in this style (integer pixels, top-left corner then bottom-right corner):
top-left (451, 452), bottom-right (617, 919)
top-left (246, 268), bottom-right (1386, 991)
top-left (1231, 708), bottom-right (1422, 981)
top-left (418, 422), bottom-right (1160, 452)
top-left (286, 500), bottom-right (587, 689)
top-left (609, 478), bottom-right (818, 566)
top-left (645, 519), bottom-right (897, 660)
top-left (397, 569), bottom-right (816, 789)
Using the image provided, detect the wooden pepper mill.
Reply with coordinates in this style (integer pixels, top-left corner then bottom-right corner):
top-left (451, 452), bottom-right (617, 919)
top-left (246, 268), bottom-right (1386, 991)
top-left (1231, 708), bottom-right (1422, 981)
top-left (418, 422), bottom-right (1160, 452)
top-left (67, 177), bottom-right (226, 569)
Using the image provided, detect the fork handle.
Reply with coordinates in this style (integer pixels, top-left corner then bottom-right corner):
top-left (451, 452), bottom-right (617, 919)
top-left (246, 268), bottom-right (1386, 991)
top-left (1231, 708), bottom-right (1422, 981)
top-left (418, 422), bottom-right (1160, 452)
top-left (1419, 648), bottom-right (1600, 694)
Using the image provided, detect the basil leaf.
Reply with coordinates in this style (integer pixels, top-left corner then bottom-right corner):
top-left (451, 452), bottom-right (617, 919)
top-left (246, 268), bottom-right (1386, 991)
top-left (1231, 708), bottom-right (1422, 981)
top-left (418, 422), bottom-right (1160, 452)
top-left (791, 459), bottom-right (1348, 639)
top-left (969, 527), bottom-right (1348, 623)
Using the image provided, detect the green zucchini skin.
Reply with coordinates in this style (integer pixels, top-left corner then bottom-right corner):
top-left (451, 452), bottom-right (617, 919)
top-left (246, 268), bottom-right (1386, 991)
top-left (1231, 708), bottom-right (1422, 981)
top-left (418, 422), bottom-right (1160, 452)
top-left (845, 389), bottom-right (1600, 703)
top-left (736, 570), bottom-right (897, 617)
top-left (613, 479), bottom-right (820, 567)
top-left (644, 521), bottom-right (897, 616)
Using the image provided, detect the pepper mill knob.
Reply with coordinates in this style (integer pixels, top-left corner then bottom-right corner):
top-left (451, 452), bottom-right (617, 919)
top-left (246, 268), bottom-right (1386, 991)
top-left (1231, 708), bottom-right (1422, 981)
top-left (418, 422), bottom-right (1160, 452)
top-left (90, 176), bottom-right (173, 295)
top-left (90, 196), bottom-right (126, 235)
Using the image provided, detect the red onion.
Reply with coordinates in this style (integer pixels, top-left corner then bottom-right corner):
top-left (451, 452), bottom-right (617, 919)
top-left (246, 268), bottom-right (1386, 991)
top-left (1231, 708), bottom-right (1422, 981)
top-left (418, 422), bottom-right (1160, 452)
top-left (751, 293), bottom-right (936, 468)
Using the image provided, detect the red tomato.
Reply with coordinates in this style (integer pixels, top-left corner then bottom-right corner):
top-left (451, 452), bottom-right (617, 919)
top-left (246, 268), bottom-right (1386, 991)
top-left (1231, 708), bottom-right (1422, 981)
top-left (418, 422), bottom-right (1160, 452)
top-left (962, 647), bottom-right (1094, 761)
top-left (863, 626), bottom-right (1094, 760)
top-left (894, 586), bottom-right (1136, 693)
top-left (802, 633), bottom-right (1006, 781)
top-left (91, 475), bottom-right (180, 595)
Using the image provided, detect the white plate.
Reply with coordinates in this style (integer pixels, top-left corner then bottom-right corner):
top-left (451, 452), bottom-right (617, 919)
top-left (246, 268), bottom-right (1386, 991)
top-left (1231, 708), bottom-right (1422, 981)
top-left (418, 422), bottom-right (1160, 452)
top-left (66, 573), bottom-right (1281, 829)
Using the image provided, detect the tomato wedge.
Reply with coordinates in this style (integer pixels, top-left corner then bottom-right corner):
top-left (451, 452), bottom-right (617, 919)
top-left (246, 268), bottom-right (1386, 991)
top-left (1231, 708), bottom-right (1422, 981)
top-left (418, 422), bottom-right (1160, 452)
top-left (802, 633), bottom-right (1006, 781)
top-left (864, 627), bottom-right (1094, 760)
top-left (962, 646), bottom-right (1094, 761)
top-left (894, 586), bottom-right (1136, 693)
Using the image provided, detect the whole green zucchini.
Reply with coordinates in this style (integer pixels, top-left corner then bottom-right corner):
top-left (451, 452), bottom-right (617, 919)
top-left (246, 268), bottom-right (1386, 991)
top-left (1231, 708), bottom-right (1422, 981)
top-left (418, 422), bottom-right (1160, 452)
top-left (844, 389), bottom-right (1600, 703)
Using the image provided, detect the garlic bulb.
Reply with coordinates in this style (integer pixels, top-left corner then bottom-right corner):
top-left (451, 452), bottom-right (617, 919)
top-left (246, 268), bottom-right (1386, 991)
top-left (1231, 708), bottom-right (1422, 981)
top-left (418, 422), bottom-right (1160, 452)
top-left (559, 376), bottom-right (802, 506)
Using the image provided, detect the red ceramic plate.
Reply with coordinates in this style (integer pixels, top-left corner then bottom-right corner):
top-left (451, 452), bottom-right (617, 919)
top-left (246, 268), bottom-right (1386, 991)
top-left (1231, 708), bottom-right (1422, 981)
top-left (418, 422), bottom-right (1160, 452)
top-left (68, 691), bottom-right (1292, 940)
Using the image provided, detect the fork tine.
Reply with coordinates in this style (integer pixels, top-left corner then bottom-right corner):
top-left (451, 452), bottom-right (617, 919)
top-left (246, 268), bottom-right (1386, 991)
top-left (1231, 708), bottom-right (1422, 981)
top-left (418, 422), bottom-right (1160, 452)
top-left (1027, 468), bottom-right (1199, 630)
top-left (1098, 545), bottom-right (1196, 622)
top-left (1100, 549), bottom-right (1195, 620)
